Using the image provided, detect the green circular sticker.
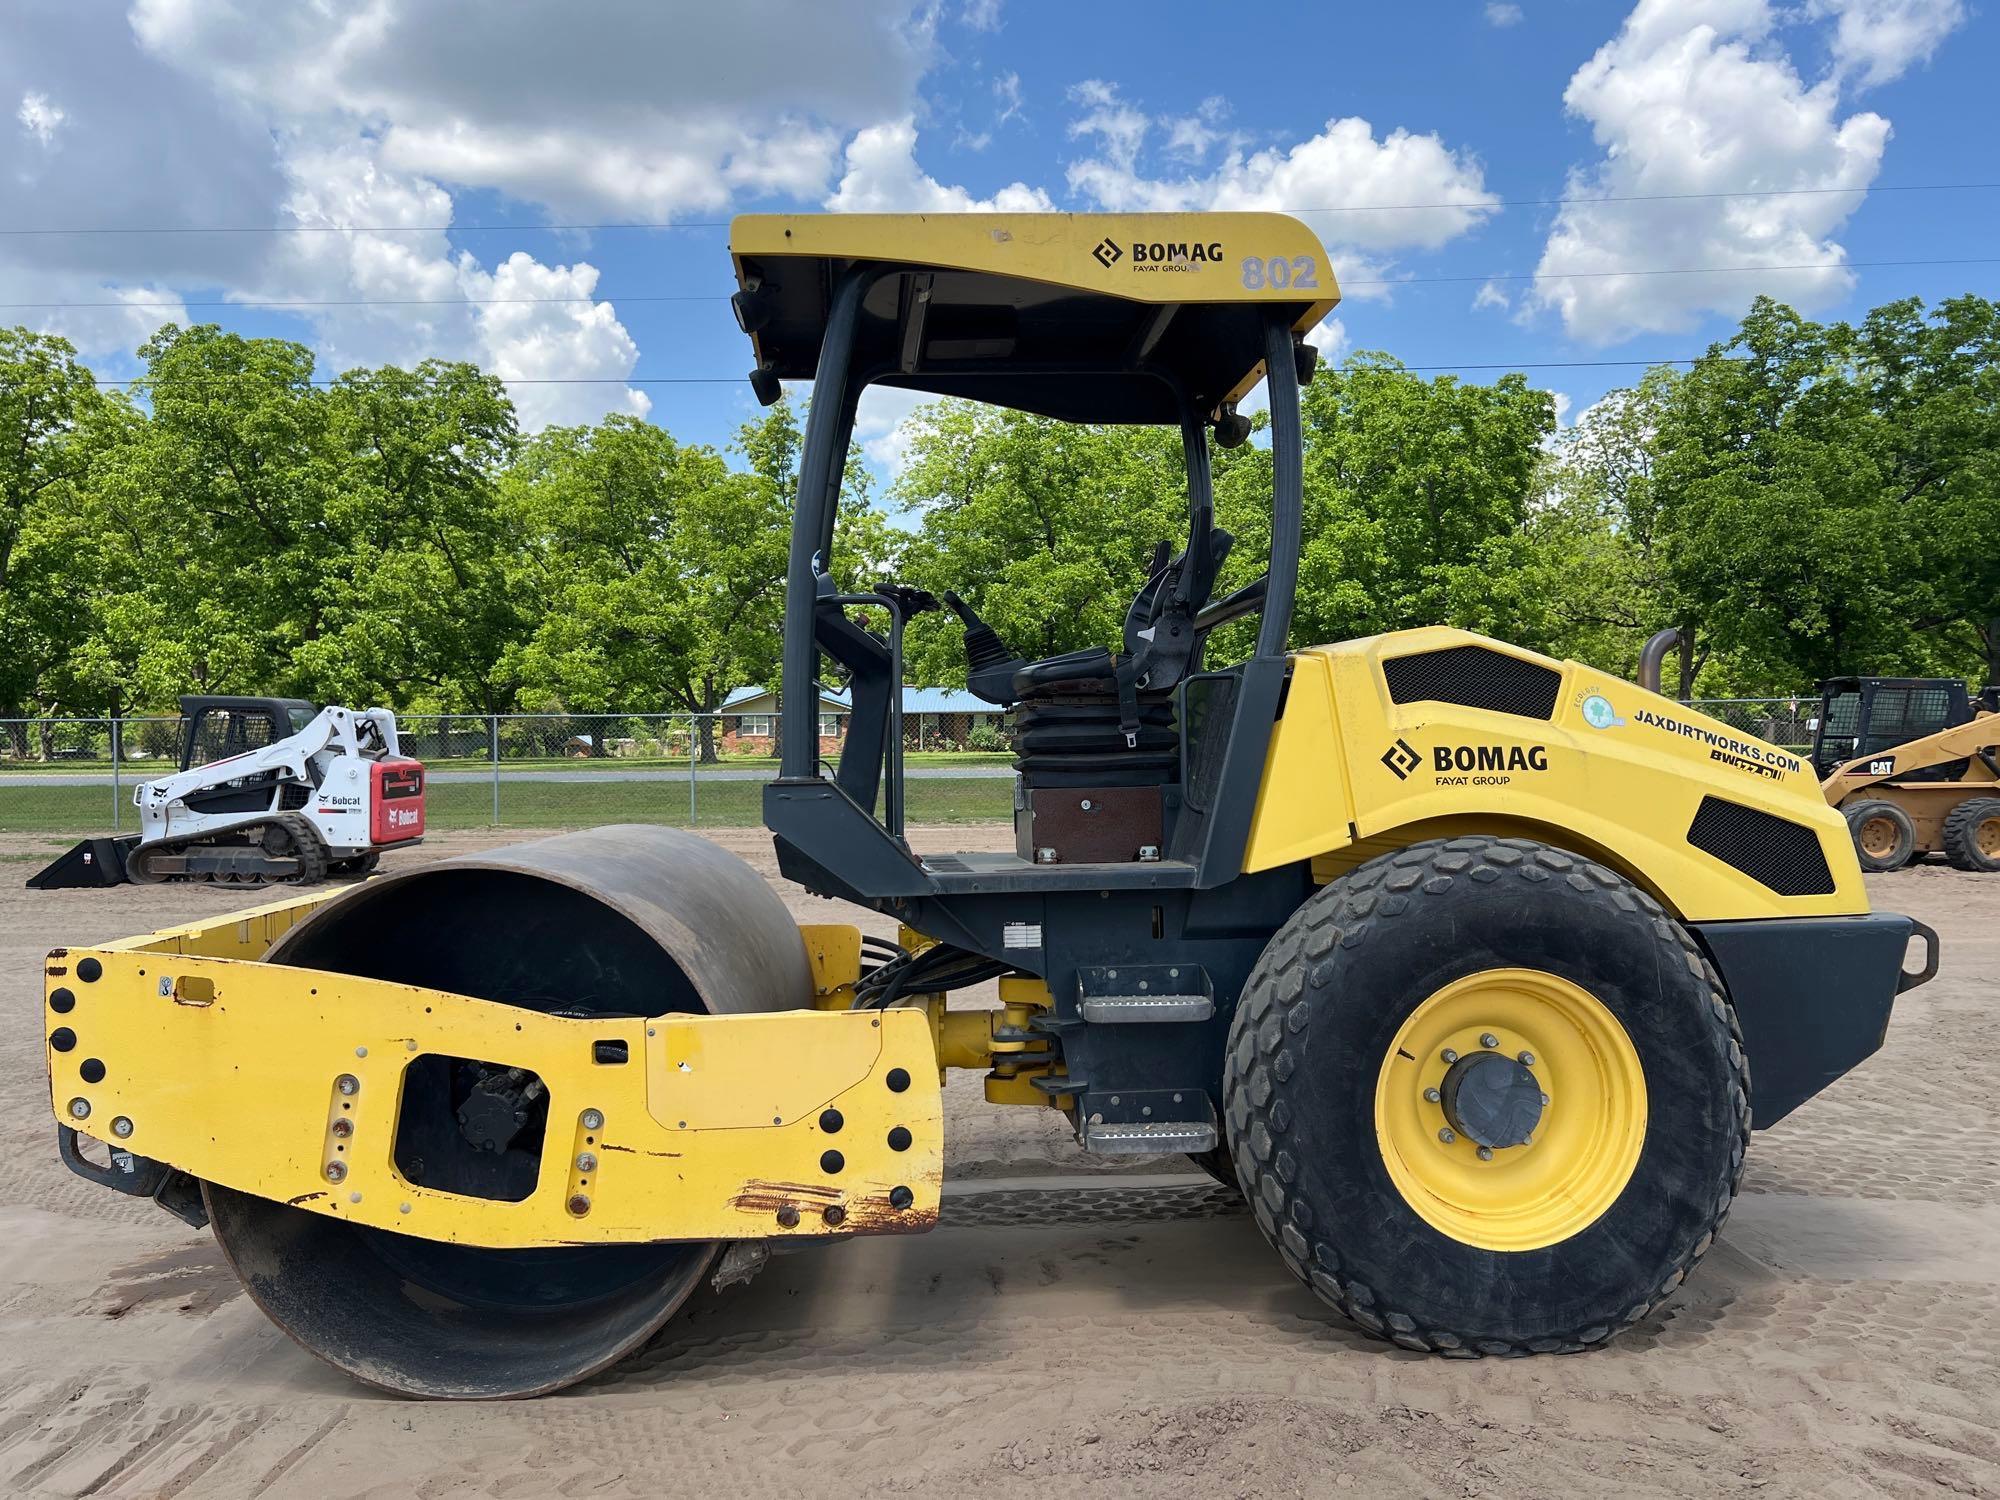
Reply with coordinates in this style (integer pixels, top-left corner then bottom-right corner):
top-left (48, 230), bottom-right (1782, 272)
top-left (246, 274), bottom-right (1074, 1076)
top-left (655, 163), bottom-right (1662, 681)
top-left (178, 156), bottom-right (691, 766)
top-left (1582, 693), bottom-right (1617, 729)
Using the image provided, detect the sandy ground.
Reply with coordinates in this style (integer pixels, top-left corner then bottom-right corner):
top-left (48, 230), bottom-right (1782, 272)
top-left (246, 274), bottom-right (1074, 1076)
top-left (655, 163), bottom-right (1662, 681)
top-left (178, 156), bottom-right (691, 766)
top-left (1, 826), bottom-right (1997, 1498)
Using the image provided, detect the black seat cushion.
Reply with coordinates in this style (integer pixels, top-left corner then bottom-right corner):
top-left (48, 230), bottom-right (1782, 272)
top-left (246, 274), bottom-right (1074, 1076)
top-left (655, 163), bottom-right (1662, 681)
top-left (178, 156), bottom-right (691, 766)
top-left (1011, 646), bottom-right (1118, 700)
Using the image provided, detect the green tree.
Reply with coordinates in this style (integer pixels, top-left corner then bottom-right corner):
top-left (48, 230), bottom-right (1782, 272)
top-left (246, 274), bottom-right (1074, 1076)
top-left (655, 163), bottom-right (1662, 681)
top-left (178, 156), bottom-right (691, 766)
top-left (0, 328), bottom-right (115, 747)
top-left (312, 361), bottom-right (522, 711)
top-left (74, 324), bottom-right (345, 704)
top-left (890, 402), bottom-right (1265, 683)
top-left (1527, 372), bottom-right (1681, 685)
top-left (1292, 354), bottom-right (1555, 648)
top-left (1650, 295), bottom-right (2000, 688)
top-left (503, 413), bottom-right (792, 759)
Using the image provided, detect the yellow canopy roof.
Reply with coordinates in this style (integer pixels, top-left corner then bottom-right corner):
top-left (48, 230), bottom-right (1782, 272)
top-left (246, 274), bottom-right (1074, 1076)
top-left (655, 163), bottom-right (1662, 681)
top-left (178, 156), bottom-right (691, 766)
top-left (728, 213), bottom-right (1340, 423)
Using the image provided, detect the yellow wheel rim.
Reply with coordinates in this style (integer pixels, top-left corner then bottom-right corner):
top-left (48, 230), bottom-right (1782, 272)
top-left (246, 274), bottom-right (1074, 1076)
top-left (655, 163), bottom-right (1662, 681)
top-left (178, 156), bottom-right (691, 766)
top-left (1977, 816), bottom-right (2000, 858)
top-left (1858, 817), bottom-right (1900, 858)
top-left (1373, 968), bottom-right (1646, 1252)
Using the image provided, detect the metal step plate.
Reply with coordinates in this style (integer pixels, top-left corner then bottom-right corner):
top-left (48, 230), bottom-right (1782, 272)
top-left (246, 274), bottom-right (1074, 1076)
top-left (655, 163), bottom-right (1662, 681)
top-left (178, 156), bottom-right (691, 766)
top-left (1079, 1118), bottom-right (1220, 1154)
top-left (1075, 964), bottom-right (1215, 1024)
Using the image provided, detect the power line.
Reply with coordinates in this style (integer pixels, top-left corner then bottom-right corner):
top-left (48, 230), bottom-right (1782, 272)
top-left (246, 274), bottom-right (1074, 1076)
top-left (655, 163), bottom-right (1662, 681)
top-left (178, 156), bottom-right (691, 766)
top-left (0, 292), bottom-right (736, 310)
top-left (1289, 181), bottom-right (2000, 214)
top-left (4, 180), bottom-right (1997, 237)
top-left (10, 255), bottom-right (1995, 314)
top-left (1346, 256), bottom-right (2000, 288)
top-left (89, 355), bottom-right (1744, 390)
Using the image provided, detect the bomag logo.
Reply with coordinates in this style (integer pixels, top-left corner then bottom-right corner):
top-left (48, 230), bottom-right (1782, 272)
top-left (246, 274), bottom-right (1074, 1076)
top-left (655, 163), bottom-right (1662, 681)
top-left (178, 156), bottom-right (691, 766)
top-left (1098, 239), bottom-right (1225, 273)
top-left (1133, 241), bottom-right (1224, 263)
top-left (1434, 745), bottom-right (1549, 773)
top-left (1432, 744), bottom-right (1549, 787)
top-left (1134, 242), bottom-right (1224, 274)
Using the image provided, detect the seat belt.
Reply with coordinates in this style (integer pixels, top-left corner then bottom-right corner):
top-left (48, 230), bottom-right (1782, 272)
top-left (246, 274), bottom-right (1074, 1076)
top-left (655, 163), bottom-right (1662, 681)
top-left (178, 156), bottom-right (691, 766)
top-left (1113, 656), bottom-right (1143, 748)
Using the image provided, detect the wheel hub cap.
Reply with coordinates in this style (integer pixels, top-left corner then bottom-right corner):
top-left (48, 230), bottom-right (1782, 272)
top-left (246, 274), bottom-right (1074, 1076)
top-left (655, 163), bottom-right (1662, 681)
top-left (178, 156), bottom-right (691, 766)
top-left (1440, 1052), bottom-right (1543, 1149)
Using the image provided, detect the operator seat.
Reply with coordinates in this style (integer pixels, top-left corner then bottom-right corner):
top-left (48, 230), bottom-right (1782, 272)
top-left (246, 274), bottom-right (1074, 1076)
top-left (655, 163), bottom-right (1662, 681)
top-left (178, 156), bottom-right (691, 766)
top-left (949, 528), bottom-right (1235, 795)
top-left (953, 527), bottom-right (1235, 709)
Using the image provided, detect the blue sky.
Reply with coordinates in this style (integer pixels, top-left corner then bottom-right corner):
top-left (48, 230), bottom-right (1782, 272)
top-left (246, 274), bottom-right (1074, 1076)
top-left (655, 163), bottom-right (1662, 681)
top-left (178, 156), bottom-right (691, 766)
top-left (4, 0), bottom-right (1991, 480)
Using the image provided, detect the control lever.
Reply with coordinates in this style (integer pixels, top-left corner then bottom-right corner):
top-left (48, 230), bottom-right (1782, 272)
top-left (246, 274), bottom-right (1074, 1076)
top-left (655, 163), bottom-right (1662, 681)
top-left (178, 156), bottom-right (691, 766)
top-left (945, 591), bottom-right (1028, 706)
top-left (874, 583), bottom-right (940, 618)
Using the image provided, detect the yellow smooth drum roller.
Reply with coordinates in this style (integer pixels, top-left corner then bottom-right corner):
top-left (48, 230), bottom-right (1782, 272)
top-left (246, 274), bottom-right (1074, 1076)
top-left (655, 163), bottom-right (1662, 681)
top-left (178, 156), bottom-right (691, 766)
top-left (210, 825), bottom-right (816, 1399)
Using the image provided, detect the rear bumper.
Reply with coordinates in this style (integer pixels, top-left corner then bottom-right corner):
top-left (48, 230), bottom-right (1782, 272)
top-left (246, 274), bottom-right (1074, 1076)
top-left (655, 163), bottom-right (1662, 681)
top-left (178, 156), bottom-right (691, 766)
top-left (1692, 912), bottom-right (1937, 1127)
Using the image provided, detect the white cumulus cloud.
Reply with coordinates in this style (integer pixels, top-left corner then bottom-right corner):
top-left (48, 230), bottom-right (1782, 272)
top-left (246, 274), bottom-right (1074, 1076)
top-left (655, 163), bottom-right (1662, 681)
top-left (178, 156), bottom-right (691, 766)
top-left (16, 90), bottom-right (65, 146)
top-left (243, 136), bottom-right (648, 428)
top-left (127, 0), bottom-right (934, 220)
top-left (1486, 3), bottom-right (1525, 26)
top-left (1806, 0), bottom-right (1966, 88)
top-left (1304, 316), bottom-right (1348, 362)
top-left (1062, 83), bottom-right (1497, 300)
top-left (1527, 0), bottom-right (1929, 344)
top-left (826, 118), bottom-right (1055, 213)
top-left (0, 1), bottom-right (949, 424)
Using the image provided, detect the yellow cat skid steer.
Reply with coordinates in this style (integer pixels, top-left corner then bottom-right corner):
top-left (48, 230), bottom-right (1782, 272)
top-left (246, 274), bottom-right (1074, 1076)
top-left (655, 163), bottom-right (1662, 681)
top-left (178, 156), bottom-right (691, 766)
top-left (46, 212), bottom-right (1938, 1398)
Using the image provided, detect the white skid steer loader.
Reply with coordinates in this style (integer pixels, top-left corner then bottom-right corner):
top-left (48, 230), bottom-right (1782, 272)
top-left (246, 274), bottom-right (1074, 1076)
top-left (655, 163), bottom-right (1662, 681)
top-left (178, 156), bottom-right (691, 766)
top-left (28, 695), bottom-right (426, 889)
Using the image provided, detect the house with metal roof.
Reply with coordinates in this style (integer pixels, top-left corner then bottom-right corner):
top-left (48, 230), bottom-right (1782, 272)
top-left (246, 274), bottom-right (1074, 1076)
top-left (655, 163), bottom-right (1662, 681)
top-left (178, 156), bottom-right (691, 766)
top-left (719, 685), bottom-right (1004, 751)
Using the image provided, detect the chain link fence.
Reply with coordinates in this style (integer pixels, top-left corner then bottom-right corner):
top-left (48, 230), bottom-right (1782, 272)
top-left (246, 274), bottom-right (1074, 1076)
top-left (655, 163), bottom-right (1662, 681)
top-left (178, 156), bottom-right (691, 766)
top-left (0, 711), bottom-right (1017, 835)
top-left (1675, 698), bottom-right (1818, 753)
top-left (0, 696), bottom-right (1822, 838)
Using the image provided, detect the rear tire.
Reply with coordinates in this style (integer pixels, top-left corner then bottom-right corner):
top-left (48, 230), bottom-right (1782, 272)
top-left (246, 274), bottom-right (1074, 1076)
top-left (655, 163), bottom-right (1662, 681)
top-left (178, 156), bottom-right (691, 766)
top-left (1942, 797), bottom-right (2000, 872)
top-left (1223, 836), bottom-right (1748, 1355)
top-left (1844, 798), bottom-right (1916, 872)
top-left (329, 850), bottom-right (383, 878)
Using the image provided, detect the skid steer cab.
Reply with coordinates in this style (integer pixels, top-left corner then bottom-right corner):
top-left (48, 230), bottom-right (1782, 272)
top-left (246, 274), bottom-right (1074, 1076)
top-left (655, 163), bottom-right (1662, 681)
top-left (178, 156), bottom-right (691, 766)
top-left (47, 211), bottom-right (1937, 1401)
top-left (29, 695), bottom-right (424, 889)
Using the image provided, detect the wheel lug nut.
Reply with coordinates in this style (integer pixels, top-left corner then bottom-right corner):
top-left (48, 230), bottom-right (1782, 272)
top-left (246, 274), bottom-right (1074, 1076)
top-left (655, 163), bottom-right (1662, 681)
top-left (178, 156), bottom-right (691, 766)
top-left (1518, 1051), bottom-right (1535, 1066)
top-left (336, 1074), bottom-right (360, 1096)
top-left (1423, 1087), bottom-right (1441, 1103)
top-left (1440, 1048), bottom-right (1458, 1064)
top-left (575, 1151), bottom-right (598, 1173)
top-left (324, 1161), bottom-right (346, 1183)
top-left (1480, 1033), bottom-right (1499, 1049)
top-left (1477, 1146), bottom-right (1494, 1161)
top-left (1438, 1127), bottom-right (1455, 1144)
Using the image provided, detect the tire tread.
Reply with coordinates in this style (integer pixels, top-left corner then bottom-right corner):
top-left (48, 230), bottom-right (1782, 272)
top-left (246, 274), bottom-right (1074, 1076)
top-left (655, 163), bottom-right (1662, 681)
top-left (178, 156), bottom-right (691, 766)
top-left (1221, 835), bottom-right (1751, 1357)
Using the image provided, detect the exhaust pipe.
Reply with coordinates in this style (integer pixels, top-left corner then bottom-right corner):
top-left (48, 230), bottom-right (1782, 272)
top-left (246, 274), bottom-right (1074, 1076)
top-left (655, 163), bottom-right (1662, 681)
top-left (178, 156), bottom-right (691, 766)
top-left (1638, 628), bottom-right (1682, 696)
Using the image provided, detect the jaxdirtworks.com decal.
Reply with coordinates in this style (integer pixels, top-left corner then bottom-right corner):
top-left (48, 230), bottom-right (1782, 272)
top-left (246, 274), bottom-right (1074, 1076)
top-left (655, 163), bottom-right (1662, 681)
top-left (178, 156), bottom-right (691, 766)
top-left (1630, 708), bottom-right (1802, 780)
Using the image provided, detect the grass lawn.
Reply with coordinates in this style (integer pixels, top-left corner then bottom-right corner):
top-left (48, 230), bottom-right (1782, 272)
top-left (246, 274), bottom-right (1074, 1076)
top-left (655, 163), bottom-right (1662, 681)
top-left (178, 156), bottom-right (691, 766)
top-left (0, 750), bottom-right (1015, 776)
top-left (0, 773), bottom-right (1016, 834)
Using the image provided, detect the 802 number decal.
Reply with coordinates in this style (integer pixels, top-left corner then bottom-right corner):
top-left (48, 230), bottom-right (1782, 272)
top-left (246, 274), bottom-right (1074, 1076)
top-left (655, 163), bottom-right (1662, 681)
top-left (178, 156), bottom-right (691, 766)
top-left (1241, 255), bottom-right (1319, 290)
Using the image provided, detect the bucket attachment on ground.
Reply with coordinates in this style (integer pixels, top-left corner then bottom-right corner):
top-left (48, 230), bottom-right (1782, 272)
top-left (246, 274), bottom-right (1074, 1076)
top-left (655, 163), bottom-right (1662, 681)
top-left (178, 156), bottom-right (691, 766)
top-left (28, 835), bottom-right (139, 889)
